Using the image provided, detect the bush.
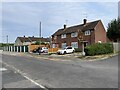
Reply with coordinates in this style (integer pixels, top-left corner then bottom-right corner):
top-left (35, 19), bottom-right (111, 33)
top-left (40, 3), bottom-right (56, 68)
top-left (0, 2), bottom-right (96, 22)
top-left (75, 48), bottom-right (82, 52)
top-left (85, 43), bottom-right (113, 56)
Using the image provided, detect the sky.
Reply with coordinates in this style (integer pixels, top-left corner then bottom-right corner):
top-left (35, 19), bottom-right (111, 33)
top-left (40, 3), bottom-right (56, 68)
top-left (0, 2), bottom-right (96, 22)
top-left (1, 1), bottom-right (118, 43)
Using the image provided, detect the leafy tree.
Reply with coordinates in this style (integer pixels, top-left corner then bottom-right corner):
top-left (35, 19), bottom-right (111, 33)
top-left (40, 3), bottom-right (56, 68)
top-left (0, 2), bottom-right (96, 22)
top-left (34, 41), bottom-right (46, 45)
top-left (107, 18), bottom-right (120, 42)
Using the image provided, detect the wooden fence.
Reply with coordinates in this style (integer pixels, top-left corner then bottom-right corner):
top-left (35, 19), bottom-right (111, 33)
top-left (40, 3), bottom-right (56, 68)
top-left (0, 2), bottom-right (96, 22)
top-left (29, 44), bottom-right (49, 52)
top-left (48, 48), bottom-right (59, 53)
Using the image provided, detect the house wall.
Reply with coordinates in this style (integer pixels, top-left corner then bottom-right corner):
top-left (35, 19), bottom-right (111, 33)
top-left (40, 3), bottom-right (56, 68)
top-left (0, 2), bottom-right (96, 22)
top-left (23, 42), bottom-right (31, 45)
top-left (56, 34), bottom-right (79, 48)
top-left (52, 31), bottom-right (95, 49)
top-left (15, 38), bottom-right (31, 46)
top-left (52, 21), bottom-right (106, 49)
top-left (94, 21), bottom-right (106, 43)
top-left (15, 38), bottom-right (23, 46)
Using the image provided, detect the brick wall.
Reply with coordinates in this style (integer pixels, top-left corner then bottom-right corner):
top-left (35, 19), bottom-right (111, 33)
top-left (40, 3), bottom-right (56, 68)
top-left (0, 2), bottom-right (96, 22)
top-left (94, 21), bottom-right (106, 43)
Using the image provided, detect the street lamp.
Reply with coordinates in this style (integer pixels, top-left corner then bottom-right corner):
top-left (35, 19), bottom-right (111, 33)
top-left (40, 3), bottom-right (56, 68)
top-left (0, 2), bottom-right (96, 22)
top-left (77, 29), bottom-right (85, 56)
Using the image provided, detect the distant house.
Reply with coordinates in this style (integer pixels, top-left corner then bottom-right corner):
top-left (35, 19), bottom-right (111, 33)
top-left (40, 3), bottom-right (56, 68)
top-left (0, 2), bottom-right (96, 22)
top-left (52, 19), bottom-right (106, 49)
top-left (15, 36), bottom-right (50, 46)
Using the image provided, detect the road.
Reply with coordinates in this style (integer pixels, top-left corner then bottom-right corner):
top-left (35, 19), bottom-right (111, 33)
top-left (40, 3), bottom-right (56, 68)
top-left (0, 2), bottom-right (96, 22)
top-left (1, 53), bottom-right (118, 88)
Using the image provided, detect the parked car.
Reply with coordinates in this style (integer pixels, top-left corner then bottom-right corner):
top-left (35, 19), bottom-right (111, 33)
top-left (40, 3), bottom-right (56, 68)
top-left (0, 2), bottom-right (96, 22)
top-left (40, 47), bottom-right (48, 53)
top-left (57, 46), bottom-right (75, 55)
top-left (32, 47), bottom-right (40, 53)
top-left (32, 47), bottom-right (48, 53)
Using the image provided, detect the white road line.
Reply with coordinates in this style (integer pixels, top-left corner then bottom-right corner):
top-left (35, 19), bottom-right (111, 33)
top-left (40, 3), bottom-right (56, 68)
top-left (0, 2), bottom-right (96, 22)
top-left (2, 61), bottom-right (47, 89)
top-left (0, 68), bottom-right (7, 71)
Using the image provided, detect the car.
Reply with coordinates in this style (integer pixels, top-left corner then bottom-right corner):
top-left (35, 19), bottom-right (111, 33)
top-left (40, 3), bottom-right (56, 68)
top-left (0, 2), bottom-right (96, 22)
top-left (57, 46), bottom-right (75, 55)
top-left (32, 47), bottom-right (40, 53)
top-left (32, 47), bottom-right (48, 53)
top-left (40, 47), bottom-right (48, 53)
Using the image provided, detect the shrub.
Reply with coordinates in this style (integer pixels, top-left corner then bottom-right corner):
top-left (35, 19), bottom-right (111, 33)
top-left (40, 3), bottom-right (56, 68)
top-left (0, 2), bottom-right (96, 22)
top-left (75, 48), bottom-right (82, 52)
top-left (85, 43), bottom-right (113, 56)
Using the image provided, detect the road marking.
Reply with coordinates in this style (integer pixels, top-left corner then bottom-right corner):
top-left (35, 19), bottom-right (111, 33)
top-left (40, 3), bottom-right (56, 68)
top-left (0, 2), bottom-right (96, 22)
top-left (2, 61), bottom-right (48, 90)
top-left (0, 68), bottom-right (7, 71)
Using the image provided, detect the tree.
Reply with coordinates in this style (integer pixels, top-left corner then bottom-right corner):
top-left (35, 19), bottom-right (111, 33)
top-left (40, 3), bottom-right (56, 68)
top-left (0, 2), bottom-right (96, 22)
top-left (107, 18), bottom-right (120, 42)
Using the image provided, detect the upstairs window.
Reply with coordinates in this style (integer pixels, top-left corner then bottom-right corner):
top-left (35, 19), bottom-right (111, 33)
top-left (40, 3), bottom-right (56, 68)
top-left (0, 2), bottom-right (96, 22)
top-left (54, 36), bottom-right (57, 40)
top-left (85, 30), bottom-right (91, 36)
top-left (61, 34), bottom-right (66, 38)
top-left (71, 32), bottom-right (78, 37)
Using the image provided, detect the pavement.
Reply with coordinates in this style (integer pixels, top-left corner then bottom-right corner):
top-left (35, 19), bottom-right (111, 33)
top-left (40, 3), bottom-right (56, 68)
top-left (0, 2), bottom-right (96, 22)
top-left (1, 51), bottom-right (118, 88)
top-left (2, 51), bottom-right (118, 62)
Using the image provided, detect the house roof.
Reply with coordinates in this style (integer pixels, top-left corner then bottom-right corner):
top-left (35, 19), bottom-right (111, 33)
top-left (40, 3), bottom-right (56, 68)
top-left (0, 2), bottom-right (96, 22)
top-left (52, 20), bottom-right (101, 36)
top-left (17, 37), bottom-right (50, 42)
top-left (17, 37), bottom-right (31, 42)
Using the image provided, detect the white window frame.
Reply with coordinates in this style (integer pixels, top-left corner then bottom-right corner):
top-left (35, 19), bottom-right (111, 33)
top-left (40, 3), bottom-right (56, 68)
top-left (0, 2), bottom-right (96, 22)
top-left (54, 36), bottom-right (57, 40)
top-left (71, 42), bottom-right (78, 48)
top-left (71, 32), bottom-right (78, 37)
top-left (61, 34), bottom-right (66, 38)
top-left (85, 30), bottom-right (91, 36)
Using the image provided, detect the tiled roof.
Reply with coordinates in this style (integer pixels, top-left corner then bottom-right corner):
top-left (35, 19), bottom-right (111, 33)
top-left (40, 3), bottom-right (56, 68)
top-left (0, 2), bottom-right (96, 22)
top-left (17, 37), bottom-right (50, 42)
top-left (52, 20), bottom-right (100, 36)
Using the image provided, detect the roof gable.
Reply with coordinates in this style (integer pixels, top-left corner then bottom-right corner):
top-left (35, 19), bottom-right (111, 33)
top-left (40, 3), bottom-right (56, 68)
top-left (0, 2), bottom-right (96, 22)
top-left (52, 20), bottom-right (100, 36)
top-left (17, 37), bottom-right (50, 43)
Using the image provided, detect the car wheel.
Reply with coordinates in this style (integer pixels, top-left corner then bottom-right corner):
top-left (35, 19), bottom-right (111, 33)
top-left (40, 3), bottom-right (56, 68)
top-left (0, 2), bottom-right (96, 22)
top-left (64, 51), bottom-right (66, 54)
top-left (72, 50), bottom-right (75, 53)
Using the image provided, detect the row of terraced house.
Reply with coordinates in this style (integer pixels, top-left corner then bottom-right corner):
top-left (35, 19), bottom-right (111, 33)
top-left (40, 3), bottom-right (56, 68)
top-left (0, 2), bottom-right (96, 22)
top-left (4, 19), bottom-right (108, 52)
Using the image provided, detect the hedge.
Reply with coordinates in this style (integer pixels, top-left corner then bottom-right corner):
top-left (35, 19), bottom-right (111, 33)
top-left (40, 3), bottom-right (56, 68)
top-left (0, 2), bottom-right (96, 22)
top-left (84, 43), bottom-right (113, 56)
top-left (75, 48), bottom-right (82, 52)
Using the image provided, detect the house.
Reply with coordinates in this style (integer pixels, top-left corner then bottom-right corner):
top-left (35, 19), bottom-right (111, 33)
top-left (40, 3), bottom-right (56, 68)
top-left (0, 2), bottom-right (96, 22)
top-left (52, 19), bottom-right (106, 49)
top-left (15, 36), bottom-right (50, 46)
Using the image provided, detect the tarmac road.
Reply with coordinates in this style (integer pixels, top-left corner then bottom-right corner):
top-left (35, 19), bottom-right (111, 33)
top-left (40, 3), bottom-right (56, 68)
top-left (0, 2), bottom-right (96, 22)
top-left (1, 53), bottom-right (118, 88)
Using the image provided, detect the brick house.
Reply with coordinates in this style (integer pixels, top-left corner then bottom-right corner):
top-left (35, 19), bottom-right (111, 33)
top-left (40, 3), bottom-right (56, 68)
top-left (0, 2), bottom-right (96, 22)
top-left (52, 19), bottom-right (106, 49)
top-left (15, 36), bottom-right (50, 46)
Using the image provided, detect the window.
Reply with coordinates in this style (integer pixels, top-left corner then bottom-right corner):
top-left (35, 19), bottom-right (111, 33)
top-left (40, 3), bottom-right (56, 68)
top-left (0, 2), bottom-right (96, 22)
top-left (54, 36), bottom-right (57, 40)
top-left (61, 34), bottom-right (66, 38)
top-left (85, 30), bottom-right (91, 35)
top-left (71, 42), bottom-right (78, 48)
top-left (62, 43), bottom-right (66, 49)
top-left (52, 44), bottom-right (56, 48)
top-left (71, 32), bottom-right (78, 37)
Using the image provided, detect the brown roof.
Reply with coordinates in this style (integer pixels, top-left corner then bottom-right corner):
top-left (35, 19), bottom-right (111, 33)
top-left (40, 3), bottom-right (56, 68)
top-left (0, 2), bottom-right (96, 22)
top-left (17, 37), bottom-right (31, 42)
top-left (17, 37), bottom-right (50, 42)
top-left (52, 20), bottom-right (100, 36)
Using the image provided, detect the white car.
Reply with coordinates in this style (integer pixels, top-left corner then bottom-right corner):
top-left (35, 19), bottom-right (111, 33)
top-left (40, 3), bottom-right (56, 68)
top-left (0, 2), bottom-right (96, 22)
top-left (57, 46), bottom-right (75, 55)
top-left (40, 47), bottom-right (48, 53)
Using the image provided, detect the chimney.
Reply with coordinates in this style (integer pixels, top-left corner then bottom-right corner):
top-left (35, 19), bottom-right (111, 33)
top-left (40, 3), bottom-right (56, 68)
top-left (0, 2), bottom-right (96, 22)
top-left (83, 19), bottom-right (87, 25)
top-left (64, 24), bottom-right (66, 29)
top-left (24, 35), bottom-right (25, 37)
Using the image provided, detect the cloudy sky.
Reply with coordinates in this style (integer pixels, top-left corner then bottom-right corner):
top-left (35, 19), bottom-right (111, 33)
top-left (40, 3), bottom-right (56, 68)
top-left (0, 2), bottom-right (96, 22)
top-left (1, 1), bottom-right (118, 43)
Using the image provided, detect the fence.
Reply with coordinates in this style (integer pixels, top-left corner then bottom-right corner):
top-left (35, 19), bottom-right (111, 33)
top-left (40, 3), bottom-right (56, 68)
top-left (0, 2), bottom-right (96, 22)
top-left (48, 48), bottom-right (59, 53)
top-left (3, 44), bottom-right (50, 53)
top-left (29, 44), bottom-right (49, 52)
top-left (3, 45), bottom-right (29, 52)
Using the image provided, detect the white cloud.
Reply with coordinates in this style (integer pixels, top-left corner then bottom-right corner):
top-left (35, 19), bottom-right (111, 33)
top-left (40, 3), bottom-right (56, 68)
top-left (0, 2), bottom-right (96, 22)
top-left (1, 2), bottom-right (118, 43)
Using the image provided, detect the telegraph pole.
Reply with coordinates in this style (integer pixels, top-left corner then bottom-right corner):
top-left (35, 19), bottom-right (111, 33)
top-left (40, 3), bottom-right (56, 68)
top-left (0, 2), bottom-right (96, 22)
top-left (39, 21), bottom-right (41, 38)
top-left (39, 21), bottom-right (41, 55)
top-left (6, 35), bottom-right (8, 44)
